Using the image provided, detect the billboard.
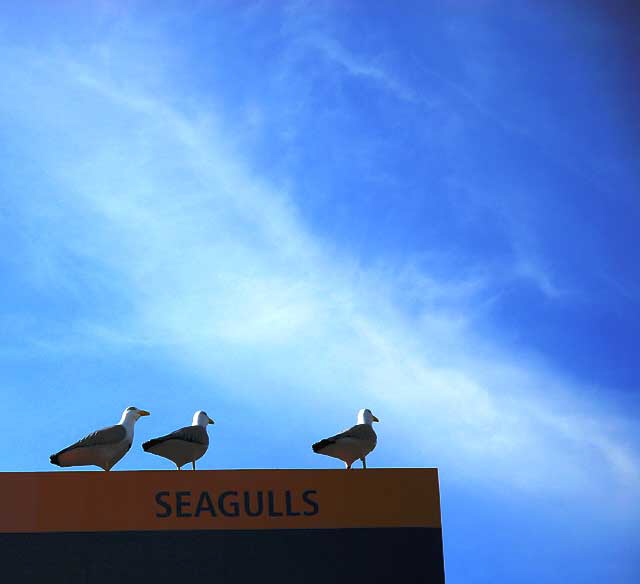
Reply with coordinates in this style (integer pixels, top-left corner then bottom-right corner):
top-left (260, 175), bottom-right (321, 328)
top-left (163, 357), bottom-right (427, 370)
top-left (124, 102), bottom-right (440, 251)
top-left (0, 468), bottom-right (444, 583)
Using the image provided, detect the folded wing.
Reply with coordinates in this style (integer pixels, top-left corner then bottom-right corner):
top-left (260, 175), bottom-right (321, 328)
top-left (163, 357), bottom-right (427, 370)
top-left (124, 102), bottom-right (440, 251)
top-left (312, 423), bottom-right (377, 467)
top-left (142, 425), bottom-right (209, 469)
top-left (50, 425), bottom-right (129, 470)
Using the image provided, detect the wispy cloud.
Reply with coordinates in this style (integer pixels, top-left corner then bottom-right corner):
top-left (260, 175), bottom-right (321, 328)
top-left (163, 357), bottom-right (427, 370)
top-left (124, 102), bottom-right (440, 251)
top-left (513, 256), bottom-right (568, 298)
top-left (2, 40), bottom-right (639, 514)
top-left (306, 35), bottom-right (420, 104)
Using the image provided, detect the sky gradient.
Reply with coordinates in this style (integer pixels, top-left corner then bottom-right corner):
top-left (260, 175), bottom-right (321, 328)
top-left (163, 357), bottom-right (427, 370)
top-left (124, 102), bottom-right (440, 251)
top-left (1, 2), bottom-right (639, 582)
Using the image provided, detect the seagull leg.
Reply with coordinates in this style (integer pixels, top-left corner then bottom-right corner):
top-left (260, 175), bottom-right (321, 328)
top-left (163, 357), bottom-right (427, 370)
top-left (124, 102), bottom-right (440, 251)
top-left (176, 464), bottom-right (181, 470)
top-left (345, 462), bottom-right (351, 470)
top-left (361, 457), bottom-right (367, 469)
top-left (192, 461), bottom-right (196, 470)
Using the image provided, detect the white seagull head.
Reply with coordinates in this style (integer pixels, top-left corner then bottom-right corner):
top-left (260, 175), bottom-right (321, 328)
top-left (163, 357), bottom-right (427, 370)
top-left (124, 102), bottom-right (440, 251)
top-left (119, 406), bottom-right (151, 424)
top-left (357, 408), bottom-right (380, 425)
top-left (193, 410), bottom-right (215, 427)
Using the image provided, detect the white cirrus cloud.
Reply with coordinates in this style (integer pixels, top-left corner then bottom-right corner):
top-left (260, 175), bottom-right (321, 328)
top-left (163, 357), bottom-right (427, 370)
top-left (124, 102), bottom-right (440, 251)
top-left (2, 44), bottom-right (639, 516)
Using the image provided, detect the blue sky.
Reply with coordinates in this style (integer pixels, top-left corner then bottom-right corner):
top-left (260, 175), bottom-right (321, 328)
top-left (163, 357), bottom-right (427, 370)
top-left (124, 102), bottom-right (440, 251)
top-left (1, 1), bottom-right (639, 581)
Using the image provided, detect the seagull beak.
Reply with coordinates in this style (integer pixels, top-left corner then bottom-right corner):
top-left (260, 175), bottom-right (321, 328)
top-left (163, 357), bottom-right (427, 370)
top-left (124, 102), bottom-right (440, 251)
top-left (138, 410), bottom-right (151, 416)
top-left (208, 417), bottom-right (215, 424)
top-left (372, 415), bottom-right (380, 422)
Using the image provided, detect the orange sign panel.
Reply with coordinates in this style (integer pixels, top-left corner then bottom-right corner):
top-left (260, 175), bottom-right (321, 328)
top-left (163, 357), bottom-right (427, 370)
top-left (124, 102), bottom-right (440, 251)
top-left (0, 468), bottom-right (441, 533)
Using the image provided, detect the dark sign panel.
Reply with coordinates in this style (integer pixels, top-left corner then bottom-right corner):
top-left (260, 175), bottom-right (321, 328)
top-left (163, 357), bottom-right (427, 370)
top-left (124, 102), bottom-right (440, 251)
top-left (0, 469), bottom-right (445, 583)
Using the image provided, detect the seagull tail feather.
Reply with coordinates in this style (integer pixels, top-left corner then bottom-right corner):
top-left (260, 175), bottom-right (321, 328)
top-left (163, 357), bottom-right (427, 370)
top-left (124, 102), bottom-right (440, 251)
top-left (312, 438), bottom-right (336, 453)
top-left (142, 438), bottom-right (163, 452)
top-left (49, 453), bottom-right (61, 467)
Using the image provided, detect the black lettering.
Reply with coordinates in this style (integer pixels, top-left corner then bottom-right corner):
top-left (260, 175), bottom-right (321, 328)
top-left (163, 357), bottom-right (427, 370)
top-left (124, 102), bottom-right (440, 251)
top-left (219, 491), bottom-right (240, 517)
top-left (195, 491), bottom-right (217, 517)
top-left (302, 490), bottom-right (319, 516)
top-left (268, 490), bottom-right (283, 517)
top-left (155, 491), bottom-right (172, 518)
top-left (176, 491), bottom-right (192, 517)
top-left (285, 490), bottom-right (301, 516)
top-left (243, 491), bottom-right (264, 517)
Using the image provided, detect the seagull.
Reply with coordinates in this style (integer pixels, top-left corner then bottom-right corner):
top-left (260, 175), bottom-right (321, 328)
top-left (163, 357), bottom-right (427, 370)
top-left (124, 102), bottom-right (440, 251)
top-left (50, 406), bottom-right (150, 471)
top-left (312, 408), bottom-right (379, 469)
top-left (142, 410), bottom-right (214, 470)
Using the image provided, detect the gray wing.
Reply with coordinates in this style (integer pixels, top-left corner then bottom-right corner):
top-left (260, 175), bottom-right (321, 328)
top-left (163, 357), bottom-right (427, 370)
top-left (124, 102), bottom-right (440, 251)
top-left (341, 424), bottom-right (377, 441)
top-left (57, 425), bottom-right (127, 455)
top-left (142, 425), bottom-right (208, 451)
top-left (313, 423), bottom-right (376, 452)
